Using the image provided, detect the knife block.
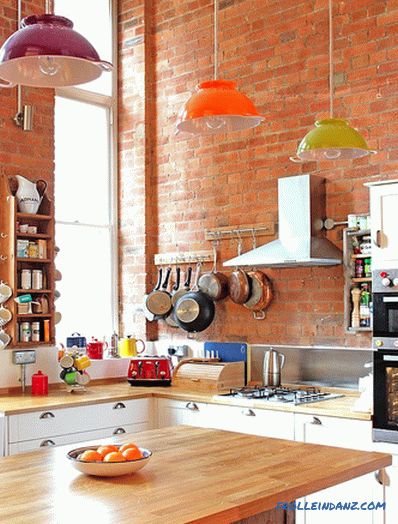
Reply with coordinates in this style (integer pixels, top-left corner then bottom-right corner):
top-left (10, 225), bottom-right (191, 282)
top-left (173, 359), bottom-right (245, 392)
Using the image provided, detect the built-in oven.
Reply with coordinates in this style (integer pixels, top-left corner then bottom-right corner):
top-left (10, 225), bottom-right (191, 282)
top-left (372, 268), bottom-right (398, 350)
top-left (373, 351), bottom-right (398, 443)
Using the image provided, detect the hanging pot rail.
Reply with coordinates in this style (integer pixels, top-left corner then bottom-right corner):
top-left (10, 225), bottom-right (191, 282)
top-left (205, 222), bottom-right (275, 242)
top-left (154, 250), bottom-right (213, 266)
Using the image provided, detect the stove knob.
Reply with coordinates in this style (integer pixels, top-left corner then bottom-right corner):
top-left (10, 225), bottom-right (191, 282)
top-left (394, 340), bottom-right (398, 348)
top-left (393, 278), bottom-right (398, 287)
top-left (375, 340), bottom-right (384, 347)
top-left (382, 277), bottom-right (392, 287)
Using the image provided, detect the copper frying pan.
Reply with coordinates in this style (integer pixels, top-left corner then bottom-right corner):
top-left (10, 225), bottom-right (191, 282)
top-left (244, 270), bottom-right (273, 319)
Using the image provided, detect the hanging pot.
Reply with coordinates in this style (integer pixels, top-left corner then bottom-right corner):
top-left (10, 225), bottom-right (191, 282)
top-left (165, 267), bottom-right (181, 328)
top-left (198, 243), bottom-right (228, 301)
top-left (175, 264), bottom-right (215, 333)
top-left (143, 268), bottom-right (162, 322)
top-left (145, 267), bottom-right (172, 318)
top-left (244, 271), bottom-right (273, 320)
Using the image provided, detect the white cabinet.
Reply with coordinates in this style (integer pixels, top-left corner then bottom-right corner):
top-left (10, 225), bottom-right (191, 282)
top-left (157, 399), bottom-right (209, 428)
top-left (206, 404), bottom-right (295, 440)
top-left (8, 422), bottom-right (148, 455)
top-left (6, 398), bottom-right (153, 456)
top-left (294, 414), bottom-right (378, 524)
top-left (369, 181), bottom-right (398, 269)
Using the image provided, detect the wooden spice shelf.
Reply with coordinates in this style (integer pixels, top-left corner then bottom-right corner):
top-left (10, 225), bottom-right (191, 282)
top-left (0, 175), bottom-right (56, 349)
top-left (17, 289), bottom-right (52, 294)
top-left (16, 212), bottom-right (51, 221)
top-left (16, 258), bottom-right (51, 263)
top-left (17, 314), bottom-right (52, 318)
top-left (352, 277), bottom-right (372, 283)
top-left (346, 229), bottom-right (371, 237)
top-left (14, 341), bottom-right (54, 348)
top-left (17, 233), bottom-right (51, 240)
top-left (348, 327), bottom-right (373, 332)
top-left (351, 254), bottom-right (372, 259)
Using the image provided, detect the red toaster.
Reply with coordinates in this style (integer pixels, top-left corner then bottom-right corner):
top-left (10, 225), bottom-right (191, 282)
top-left (127, 356), bottom-right (172, 387)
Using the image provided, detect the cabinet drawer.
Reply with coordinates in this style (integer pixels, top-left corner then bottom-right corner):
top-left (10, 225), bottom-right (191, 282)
top-left (295, 414), bottom-right (372, 450)
top-left (207, 404), bottom-right (295, 440)
top-left (9, 398), bottom-right (150, 443)
top-left (8, 421), bottom-right (150, 455)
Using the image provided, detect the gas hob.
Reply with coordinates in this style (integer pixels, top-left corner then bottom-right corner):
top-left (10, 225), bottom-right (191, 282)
top-left (215, 386), bottom-right (343, 406)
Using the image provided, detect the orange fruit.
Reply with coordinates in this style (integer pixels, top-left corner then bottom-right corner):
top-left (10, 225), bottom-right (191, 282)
top-left (78, 450), bottom-right (103, 462)
top-left (122, 447), bottom-right (142, 461)
top-left (103, 451), bottom-right (126, 462)
top-left (119, 442), bottom-right (139, 453)
top-left (97, 445), bottom-right (119, 458)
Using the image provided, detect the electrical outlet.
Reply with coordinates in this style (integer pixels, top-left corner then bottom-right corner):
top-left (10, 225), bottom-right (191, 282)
top-left (12, 350), bottom-right (36, 365)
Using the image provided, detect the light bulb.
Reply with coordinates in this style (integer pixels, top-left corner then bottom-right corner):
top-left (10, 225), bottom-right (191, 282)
top-left (205, 116), bottom-right (225, 130)
top-left (38, 56), bottom-right (60, 76)
top-left (324, 149), bottom-right (341, 159)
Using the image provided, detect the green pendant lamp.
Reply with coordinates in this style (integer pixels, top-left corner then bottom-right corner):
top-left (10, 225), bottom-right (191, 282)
top-left (291, 0), bottom-right (376, 162)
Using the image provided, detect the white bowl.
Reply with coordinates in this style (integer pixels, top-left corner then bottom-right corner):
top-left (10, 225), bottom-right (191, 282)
top-left (67, 445), bottom-right (152, 477)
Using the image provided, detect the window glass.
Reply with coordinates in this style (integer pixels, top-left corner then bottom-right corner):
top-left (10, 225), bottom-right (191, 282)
top-left (54, 0), bottom-right (113, 95)
top-left (54, 97), bottom-right (110, 225)
top-left (55, 223), bottom-right (113, 342)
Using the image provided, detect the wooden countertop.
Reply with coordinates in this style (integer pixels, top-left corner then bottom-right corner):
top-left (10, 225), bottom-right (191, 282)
top-left (0, 426), bottom-right (390, 524)
top-left (0, 381), bottom-right (371, 420)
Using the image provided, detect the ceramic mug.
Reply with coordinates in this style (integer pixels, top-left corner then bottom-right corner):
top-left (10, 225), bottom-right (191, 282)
top-left (0, 282), bottom-right (12, 304)
top-left (118, 336), bottom-right (145, 358)
top-left (0, 306), bottom-right (12, 327)
top-left (0, 330), bottom-right (11, 350)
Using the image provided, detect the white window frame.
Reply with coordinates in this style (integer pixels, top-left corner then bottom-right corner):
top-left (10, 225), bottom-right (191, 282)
top-left (54, 0), bottom-right (119, 332)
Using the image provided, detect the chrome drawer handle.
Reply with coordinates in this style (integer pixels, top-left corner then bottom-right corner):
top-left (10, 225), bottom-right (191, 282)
top-left (113, 402), bottom-right (126, 410)
top-left (113, 427), bottom-right (126, 435)
top-left (40, 439), bottom-right (55, 447)
top-left (310, 417), bottom-right (322, 425)
top-left (242, 409), bottom-right (256, 417)
top-left (39, 411), bottom-right (55, 419)
top-left (186, 402), bottom-right (199, 411)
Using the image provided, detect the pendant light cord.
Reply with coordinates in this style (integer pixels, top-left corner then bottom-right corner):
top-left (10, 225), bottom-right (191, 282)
top-left (45, 0), bottom-right (54, 15)
top-left (214, 0), bottom-right (218, 80)
top-left (329, 0), bottom-right (334, 118)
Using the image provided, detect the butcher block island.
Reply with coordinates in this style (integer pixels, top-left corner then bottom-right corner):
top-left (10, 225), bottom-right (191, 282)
top-left (0, 426), bottom-right (390, 524)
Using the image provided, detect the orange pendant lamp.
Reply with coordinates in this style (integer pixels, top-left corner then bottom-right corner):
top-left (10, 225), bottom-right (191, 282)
top-left (176, 0), bottom-right (264, 135)
top-left (291, 0), bottom-right (376, 162)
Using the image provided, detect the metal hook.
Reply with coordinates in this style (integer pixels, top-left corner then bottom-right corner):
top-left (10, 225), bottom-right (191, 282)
top-left (235, 229), bottom-right (243, 256)
top-left (212, 240), bottom-right (217, 273)
top-left (251, 228), bottom-right (257, 250)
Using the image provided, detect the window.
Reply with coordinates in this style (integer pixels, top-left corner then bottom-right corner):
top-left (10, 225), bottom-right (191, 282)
top-left (54, 0), bottom-right (117, 343)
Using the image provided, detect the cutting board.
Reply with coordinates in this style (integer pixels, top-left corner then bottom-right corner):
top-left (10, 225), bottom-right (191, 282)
top-left (204, 342), bottom-right (249, 384)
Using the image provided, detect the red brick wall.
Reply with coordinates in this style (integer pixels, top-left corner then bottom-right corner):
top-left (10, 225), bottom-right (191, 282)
top-left (0, 1), bottom-right (54, 194)
top-left (119, 0), bottom-right (398, 348)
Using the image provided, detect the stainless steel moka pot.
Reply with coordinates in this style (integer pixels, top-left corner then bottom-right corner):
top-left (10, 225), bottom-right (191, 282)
top-left (263, 347), bottom-right (285, 387)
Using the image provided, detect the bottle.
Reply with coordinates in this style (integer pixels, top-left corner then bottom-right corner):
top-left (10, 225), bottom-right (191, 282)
top-left (359, 284), bottom-right (371, 327)
top-left (364, 258), bottom-right (372, 278)
top-left (355, 259), bottom-right (364, 278)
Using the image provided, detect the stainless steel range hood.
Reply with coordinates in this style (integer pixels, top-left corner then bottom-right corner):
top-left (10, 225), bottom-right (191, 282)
top-left (224, 174), bottom-right (342, 268)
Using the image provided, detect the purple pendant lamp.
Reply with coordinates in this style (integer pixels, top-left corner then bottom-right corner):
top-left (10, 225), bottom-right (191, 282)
top-left (0, 1), bottom-right (112, 88)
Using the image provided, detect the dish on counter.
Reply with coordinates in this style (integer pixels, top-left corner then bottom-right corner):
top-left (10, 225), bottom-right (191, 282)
top-left (67, 444), bottom-right (152, 477)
